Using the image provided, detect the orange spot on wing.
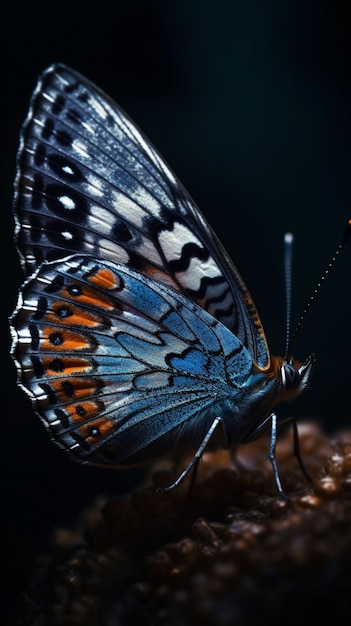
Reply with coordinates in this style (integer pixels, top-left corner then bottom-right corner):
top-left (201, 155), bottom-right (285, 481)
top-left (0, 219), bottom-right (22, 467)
top-left (42, 328), bottom-right (91, 351)
top-left (45, 301), bottom-right (106, 327)
top-left (87, 268), bottom-right (120, 290)
top-left (79, 416), bottom-right (116, 443)
top-left (65, 400), bottom-right (104, 424)
top-left (51, 377), bottom-right (101, 400)
top-left (55, 281), bottom-right (115, 310)
top-left (43, 356), bottom-right (92, 375)
top-left (73, 284), bottom-right (114, 309)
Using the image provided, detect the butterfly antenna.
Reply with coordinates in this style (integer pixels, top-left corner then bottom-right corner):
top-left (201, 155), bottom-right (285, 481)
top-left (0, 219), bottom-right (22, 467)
top-left (284, 232), bottom-right (294, 360)
top-left (286, 219), bottom-right (351, 359)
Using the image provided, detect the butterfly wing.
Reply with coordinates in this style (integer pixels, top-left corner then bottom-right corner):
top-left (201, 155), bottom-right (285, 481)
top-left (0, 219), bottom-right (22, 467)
top-left (14, 63), bottom-right (269, 369)
top-left (11, 255), bottom-right (257, 466)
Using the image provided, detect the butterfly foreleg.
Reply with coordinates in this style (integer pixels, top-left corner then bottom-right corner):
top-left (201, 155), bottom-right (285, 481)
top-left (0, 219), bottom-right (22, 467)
top-left (155, 416), bottom-right (224, 494)
top-left (289, 417), bottom-right (312, 483)
top-left (268, 413), bottom-right (311, 497)
top-left (273, 414), bottom-right (312, 484)
top-left (267, 412), bottom-right (286, 498)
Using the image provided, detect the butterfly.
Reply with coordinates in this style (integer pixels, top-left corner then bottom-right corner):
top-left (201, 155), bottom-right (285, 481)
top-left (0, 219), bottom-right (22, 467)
top-left (10, 64), bottom-right (315, 496)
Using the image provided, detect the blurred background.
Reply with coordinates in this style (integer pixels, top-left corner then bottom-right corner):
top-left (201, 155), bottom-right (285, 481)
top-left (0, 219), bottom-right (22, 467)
top-left (2, 0), bottom-right (351, 613)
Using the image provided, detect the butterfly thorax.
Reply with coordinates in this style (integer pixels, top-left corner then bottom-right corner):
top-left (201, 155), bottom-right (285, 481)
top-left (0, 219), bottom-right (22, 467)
top-left (219, 353), bottom-right (315, 447)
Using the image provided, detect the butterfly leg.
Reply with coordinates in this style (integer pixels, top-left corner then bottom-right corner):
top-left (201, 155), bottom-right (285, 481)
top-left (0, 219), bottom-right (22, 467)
top-left (268, 412), bottom-right (286, 498)
top-left (268, 414), bottom-right (311, 497)
top-left (272, 415), bottom-right (312, 484)
top-left (156, 416), bottom-right (224, 493)
top-left (290, 418), bottom-right (312, 483)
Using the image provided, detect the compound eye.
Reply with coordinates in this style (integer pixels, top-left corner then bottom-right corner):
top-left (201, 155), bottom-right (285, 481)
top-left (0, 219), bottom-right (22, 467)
top-left (283, 362), bottom-right (300, 388)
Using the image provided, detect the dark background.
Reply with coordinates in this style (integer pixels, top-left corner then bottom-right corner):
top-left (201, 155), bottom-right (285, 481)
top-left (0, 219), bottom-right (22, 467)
top-left (2, 0), bottom-right (351, 614)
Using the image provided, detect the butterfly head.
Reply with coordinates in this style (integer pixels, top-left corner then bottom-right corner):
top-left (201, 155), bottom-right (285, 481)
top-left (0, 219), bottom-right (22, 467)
top-left (239, 353), bottom-right (315, 446)
top-left (275, 352), bottom-right (315, 403)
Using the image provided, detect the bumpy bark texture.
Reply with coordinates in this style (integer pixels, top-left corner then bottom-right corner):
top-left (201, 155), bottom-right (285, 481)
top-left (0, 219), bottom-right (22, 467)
top-left (6, 421), bottom-right (351, 625)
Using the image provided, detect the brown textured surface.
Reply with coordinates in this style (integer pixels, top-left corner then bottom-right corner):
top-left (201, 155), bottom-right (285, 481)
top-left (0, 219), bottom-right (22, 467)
top-left (6, 421), bottom-right (351, 625)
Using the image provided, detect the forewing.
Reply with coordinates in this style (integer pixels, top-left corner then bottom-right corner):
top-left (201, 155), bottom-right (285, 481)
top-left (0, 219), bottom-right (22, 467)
top-left (11, 256), bottom-right (253, 466)
top-left (14, 63), bottom-right (269, 368)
